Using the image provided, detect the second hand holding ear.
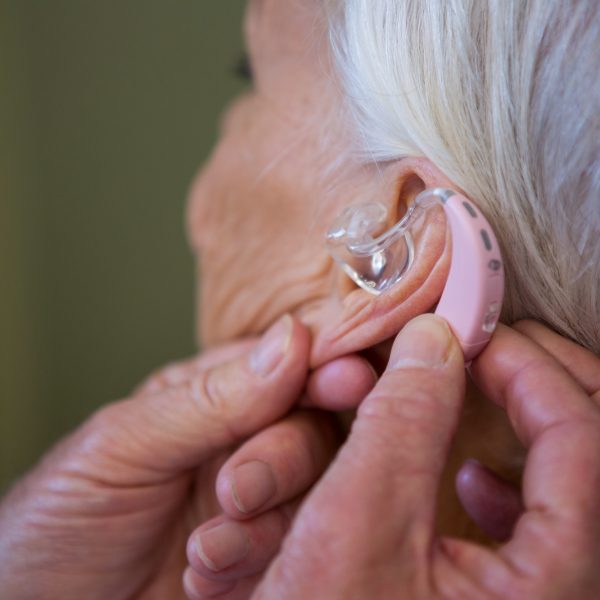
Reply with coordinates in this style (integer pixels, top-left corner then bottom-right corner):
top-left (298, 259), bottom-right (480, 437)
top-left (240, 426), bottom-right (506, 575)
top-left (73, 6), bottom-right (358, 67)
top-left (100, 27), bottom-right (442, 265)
top-left (253, 314), bottom-right (466, 598)
top-left (249, 316), bottom-right (600, 600)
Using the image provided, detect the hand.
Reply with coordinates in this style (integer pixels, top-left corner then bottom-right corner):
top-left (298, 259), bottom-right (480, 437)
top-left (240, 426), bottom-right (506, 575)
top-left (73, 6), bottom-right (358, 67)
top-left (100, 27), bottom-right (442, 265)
top-left (183, 315), bottom-right (600, 599)
top-left (455, 320), bottom-right (600, 543)
top-left (0, 315), bottom-right (376, 600)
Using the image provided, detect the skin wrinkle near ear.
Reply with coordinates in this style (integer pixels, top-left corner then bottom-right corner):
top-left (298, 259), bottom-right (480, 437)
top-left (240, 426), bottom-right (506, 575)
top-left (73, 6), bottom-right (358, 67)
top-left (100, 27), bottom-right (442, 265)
top-left (310, 210), bottom-right (451, 366)
top-left (264, 266), bottom-right (334, 334)
top-left (192, 1), bottom-right (457, 359)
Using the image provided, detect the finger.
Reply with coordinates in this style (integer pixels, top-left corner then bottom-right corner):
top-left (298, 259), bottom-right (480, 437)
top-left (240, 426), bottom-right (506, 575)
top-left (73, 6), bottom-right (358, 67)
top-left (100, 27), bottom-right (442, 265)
top-left (284, 315), bottom-right (465, 564)
top-left (470, 325), bottom-right (600, 567)
top-left (216, 410), bottom-right (339, 518)
top-left (140, 350), bottom-right (376, 410)
top-left (134, 340), bottom-right (256, 396)
top-left (455, 460), bottom-right (523, 542)
top-left (302, 354), bottom-right (378, 410)
top-left (82, 315), bottom-right (310, 482)
top-left (512, 319), bottom-right (600, 399)
top-left (186, 504), bottom-right (297, 582)
top-left (183, 568), bottom-right (260, 600)
top-left (471, 324), bottom-right (600, 471)
top-left (342, 315), bottom-right (465, 524)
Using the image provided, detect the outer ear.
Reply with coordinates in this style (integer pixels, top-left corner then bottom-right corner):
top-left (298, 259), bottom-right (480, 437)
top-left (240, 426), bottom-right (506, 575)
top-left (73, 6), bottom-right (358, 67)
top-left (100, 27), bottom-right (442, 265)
top-left (309, 157), bottom-right (457, 367)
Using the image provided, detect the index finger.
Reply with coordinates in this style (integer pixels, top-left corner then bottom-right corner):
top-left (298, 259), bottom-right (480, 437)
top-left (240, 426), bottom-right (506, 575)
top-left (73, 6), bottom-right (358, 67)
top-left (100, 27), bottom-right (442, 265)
top-left (470, 325), bottom-right (600, 568)
top-left (80, 315), bottom-right (311, 483)
top-left (134, 339), bottom-right (256, 396)
top-left (471, 324), bottom-right (599, 448)
top-left (513, 319), bottom-right (600, 399)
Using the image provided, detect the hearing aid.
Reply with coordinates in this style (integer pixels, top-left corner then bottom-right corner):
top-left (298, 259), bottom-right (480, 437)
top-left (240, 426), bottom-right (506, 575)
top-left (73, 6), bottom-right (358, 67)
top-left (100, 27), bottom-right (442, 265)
top-left (326, 188), bottom-right (505, 362)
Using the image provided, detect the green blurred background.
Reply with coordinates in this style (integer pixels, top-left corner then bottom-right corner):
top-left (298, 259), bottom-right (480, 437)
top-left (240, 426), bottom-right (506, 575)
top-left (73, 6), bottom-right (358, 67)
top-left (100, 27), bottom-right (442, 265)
top-left (0, 1), bottom-right (246, 492)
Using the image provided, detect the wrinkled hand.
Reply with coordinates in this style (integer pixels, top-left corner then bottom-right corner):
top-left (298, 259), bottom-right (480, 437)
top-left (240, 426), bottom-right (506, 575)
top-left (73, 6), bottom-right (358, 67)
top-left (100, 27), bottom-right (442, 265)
top-left (0, 315), bottom-right (376, 600)
top-left (455, 319), bottom-right (600, 543)
top-left (184, 315), bottom-right (600, 599)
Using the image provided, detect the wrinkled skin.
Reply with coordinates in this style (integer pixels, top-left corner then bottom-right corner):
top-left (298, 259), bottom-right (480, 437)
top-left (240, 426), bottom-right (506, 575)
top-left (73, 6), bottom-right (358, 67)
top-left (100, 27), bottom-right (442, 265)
top-left (0, 318), bottom-right (378, 600)
top-left (2, 1), bottom-right (599, 599)
top-left (0, 2), bottom-right (539, 600)
top-left (183, 318), bottom-right (600, 599)
top-left (187, 0), bottom-right (523, 541)
top-left (187, 0), bottom-right (455, 362)
top-left (251, 320), bottom-right (600, 600)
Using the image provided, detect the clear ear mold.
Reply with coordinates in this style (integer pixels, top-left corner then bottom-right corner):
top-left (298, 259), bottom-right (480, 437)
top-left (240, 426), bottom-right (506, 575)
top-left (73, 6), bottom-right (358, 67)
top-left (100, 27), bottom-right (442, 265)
top-left (326, 188), bottom-right (445, 294)
top-left (326, 188), bottom-right (505, 361)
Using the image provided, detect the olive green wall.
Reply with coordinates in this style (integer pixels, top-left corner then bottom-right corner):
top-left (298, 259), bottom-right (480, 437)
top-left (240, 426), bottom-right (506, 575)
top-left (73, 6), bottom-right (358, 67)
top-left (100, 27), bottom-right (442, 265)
top-left (0, 1), bottom-right (247, 491)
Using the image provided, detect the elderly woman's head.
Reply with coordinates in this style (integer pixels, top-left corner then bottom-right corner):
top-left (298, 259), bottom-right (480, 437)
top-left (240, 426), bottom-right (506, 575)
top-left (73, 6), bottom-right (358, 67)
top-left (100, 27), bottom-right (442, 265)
top-left (187, 0), bottom-right (600, 365)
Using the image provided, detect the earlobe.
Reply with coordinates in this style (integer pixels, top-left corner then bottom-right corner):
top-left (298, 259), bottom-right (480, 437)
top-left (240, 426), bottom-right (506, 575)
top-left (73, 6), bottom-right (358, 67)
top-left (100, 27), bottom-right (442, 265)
top-left (309, 158), bottom-right (455, 367)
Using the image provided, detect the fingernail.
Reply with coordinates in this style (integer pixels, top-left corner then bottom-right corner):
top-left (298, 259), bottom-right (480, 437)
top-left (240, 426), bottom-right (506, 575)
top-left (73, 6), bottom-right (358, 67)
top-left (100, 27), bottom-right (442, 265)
top-left (249, 315), bottom-right (293, 377)
top-left (194, 522), bottom-right (250, 572)
top-left (231, 460), bottom-right (277, 514)
top-left (389, 315), bottom-right (452, 369)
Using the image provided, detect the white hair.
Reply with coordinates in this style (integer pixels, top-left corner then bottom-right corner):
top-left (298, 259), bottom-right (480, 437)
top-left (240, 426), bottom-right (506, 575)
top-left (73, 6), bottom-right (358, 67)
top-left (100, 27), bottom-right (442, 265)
top-left (328, 0), bottom-right (600, 352)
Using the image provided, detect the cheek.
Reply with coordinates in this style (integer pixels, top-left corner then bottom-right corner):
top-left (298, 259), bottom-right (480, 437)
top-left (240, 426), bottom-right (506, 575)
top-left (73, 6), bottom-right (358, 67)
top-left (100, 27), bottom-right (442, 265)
top-left (186, 94), bottom-right (260, 253)
top-left (195, 160), bottom-right (331, 345)
top-left (187, 94), bottom-right (348, 345)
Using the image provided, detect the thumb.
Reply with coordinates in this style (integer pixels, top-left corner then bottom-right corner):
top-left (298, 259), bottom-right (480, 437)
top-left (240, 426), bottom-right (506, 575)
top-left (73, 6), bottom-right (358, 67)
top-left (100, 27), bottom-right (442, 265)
top-left (258, 315), bottom-right (467, 594)
top-left (336, 315), bottom-right (466, 533)
top-left (72, 315), bottom-right (310, 484)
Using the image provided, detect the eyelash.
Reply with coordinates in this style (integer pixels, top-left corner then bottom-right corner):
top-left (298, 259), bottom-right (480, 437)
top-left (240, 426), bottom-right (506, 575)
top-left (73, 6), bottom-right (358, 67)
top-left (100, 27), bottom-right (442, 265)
top-left (233, 52), bottom-right (253, 82)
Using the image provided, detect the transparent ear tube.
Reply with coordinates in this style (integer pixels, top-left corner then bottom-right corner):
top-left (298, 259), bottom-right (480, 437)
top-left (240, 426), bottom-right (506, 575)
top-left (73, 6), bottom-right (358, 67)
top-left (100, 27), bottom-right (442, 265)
top-left (325, 188), bottom-right (448, 294)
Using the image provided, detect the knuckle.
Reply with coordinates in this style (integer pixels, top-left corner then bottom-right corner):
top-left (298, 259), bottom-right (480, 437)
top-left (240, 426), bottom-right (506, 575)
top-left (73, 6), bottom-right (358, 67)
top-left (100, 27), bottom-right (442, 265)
top-left (179, 367), bottom-right (243, 440)
top-left (361, 373), bottom-right (452, 428)
top-left (506, 355), bottom-right (600, 431)
top-left (504, 356), bottom-right (559, 416)
top-left (354, 372), bottom-right (461, 465)
top-left (505, 355), bottom-right (559, 396)
top-left (356, 394), bottom-right (448, 462)
top-left (187, 368), bottom-right (227, 414)
top-left (177, 372), bottom-right (226, 433)
top-left (134, 360), bottom-right (189, 396)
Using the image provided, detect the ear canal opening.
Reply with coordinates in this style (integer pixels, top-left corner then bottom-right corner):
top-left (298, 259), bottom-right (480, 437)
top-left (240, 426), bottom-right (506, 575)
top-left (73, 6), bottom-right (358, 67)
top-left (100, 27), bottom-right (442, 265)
top-left (325, 188), bottom-right (450, 295)
top-left (326, 202), bottom-right (415, 294)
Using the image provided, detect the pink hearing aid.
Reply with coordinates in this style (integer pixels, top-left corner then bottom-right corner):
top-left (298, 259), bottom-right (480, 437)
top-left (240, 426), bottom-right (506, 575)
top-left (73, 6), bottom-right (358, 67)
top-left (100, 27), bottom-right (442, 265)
top-left (326, 188), bottom-right (505, 361)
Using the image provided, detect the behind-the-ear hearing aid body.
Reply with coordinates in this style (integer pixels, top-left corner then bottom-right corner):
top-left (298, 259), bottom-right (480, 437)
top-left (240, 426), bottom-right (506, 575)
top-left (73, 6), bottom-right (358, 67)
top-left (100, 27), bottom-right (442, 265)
top-left (326, 188), bottom-right (504, 362)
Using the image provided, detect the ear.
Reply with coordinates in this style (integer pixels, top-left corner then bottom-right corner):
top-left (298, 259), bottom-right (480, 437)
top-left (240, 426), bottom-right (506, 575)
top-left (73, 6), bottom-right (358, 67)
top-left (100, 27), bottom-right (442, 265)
top-left (308, 157), bottom-right (457, 367)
